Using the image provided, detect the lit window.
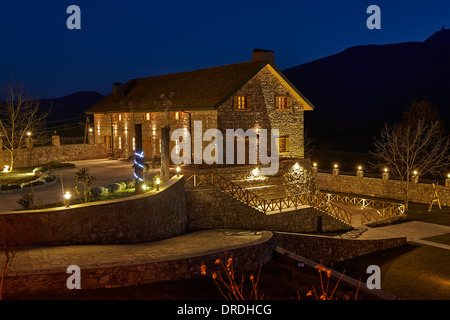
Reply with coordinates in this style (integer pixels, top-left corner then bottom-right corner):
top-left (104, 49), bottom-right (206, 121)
top-left (145, 113), bottom-right (152, 121)
top-left (171, 111), bottom-right (181, 121)
top-left (118, 137), bottom-right (122, 149)
top-left (118, 113), bottom-right (123, 121)
top-left (276, 96), bottom-right (289, 110)
top-left (278, 136), bottom-right (290, 153)
top-left (132, 137), bottom-right (135, 150)
top-left (235, 96), bottom-right (247, 110)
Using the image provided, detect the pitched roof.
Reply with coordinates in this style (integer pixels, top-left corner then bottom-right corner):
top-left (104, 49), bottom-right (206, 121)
top-left (85, 60), bottom-right (270, 114)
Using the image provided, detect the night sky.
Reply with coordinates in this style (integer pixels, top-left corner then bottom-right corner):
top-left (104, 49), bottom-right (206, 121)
top-left (1, 0), bottom-right (450, 98)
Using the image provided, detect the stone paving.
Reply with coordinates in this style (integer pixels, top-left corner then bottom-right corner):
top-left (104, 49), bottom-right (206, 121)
top-left (6, 229), bottom-right (264, 276)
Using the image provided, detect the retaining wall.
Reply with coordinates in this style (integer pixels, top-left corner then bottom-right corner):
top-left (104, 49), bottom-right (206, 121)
top-left (0, 143), bottom-right (108, 169)
top-left (0, 176), bottom-right (187, 245)
top-left (273, 232), bottom-right (407, 265)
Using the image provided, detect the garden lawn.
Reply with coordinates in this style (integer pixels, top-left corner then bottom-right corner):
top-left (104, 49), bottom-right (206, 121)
top-left (0, 172), bottom-right (36, 185)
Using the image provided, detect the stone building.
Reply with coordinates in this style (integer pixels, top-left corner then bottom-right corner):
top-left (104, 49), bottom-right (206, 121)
top-left (85, 49), bottom-right (314, 163)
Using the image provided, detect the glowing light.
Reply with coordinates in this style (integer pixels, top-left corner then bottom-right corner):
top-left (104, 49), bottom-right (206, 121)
top-left (156, 177), bottom-right (161, 191)
top-left (251, 167), bottom-right (261, 176)
top-left (447, 173), bottom-right (450, 179)
top-left (358, 166), bottom-right (362, 171)
top-left (3, 165), bottom-right (9, 173)
top-left (176, 167), bottom-right (181, 176)
top-left (293, 163), bottom-right (300, 170)
top-left (334, 164), bottom-right (338, 169)
top-left (27, 131), bottom-right (31, 137)
top-left (413, 170), bottom-right (418, 175)
top-left (63, 191), bottom-right (72, 207)
top-left (313, 163), bottom-right (317, 167)
top-left (384, 168), bottom-right (388, 173)
top-left (142, 184), bottom-right (147, 190)
top-left (89, 127), bottom-right (93, 133)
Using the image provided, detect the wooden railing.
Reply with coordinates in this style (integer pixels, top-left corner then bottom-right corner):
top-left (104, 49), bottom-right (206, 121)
top-left (185, 173), bottom-right (353, 226)
top-left (320, 192), bottom-right (405, 224)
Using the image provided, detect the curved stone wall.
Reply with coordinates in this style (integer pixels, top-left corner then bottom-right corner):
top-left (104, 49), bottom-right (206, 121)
top-left (0, 176), bottom-right (187, 246)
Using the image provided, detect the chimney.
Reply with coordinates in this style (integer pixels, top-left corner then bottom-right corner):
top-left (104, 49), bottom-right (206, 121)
top-left (253, 48), bottom-right (275, 65)
top-left (113, 82), bottom-right (124, 101)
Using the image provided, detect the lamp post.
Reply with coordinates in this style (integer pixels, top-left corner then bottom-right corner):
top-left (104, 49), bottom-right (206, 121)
top-left (332, 164), bottom-right (339, 176)
top-left (357, 166), bottom-right (363, 178)
top-left (412, 170), bottom-right (419, 183)
top-left (382, 168), bottom-right (389, 181)
top-left (445, 173), bottom-right (450, 187)
top-left (63, 192), bottom-right (72, 207)
top-left (155, 177), bottom-right (161, 191)
top-left (312, 162), bottom-right (317, 174)
top-left (176, 166), bottom-right (181, 177)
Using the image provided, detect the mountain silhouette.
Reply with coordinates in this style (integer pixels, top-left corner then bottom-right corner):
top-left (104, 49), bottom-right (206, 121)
top-left (37, 91), bottom-right (105, 137)
top-left (40, 91), bottom-right (105, 123)
top-left (283, 28), bottom-right (450, 152)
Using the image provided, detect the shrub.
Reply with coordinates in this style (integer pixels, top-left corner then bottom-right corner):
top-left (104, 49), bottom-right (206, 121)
top-left (74, 168), bottom-right (95, 203)
top-left (16, 191), bottom-right (35, 210)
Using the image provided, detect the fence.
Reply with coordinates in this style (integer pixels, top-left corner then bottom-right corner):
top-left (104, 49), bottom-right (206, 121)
top-left (185, 173), bottom-right (353, 226)
top-left (320, 192), bottom-right (405, 224)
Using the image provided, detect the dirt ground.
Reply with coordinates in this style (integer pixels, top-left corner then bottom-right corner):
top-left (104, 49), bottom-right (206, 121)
top-left (6, 253), bottom-right (380, 300)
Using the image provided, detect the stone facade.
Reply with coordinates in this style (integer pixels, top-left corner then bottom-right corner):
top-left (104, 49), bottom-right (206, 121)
top-left (92, 65), bottom-right (307, 162)
top-left (315, 172), bottom-right (450, 207)
top-left (0, 176), bottom-right (187, 246)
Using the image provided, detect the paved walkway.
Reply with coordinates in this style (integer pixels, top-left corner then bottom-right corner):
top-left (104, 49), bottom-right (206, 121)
top-left (6, 230), bottom-right (265, 276)
top-left (335, 220), bottom-right (450, 250)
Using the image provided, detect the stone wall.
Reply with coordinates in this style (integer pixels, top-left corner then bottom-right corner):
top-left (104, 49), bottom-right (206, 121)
top-left (0, 176), bottom-right (187, 246)
top-left (4, 231), bottom-right (274, 296)
top-left (273, 232), bottom-right (407, 265)
top-left (185, 185), bottom-right (351, 234)
top-left (315, 172), bottom-right (450, 206)
top-left (0, 143), bottom-right (108, 169)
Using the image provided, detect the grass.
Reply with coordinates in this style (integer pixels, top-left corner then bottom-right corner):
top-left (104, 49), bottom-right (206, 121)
top-left (15, 188), bottom-right (151, 211)
top-left (405, 202), bottom-right (450, 226)
top-left (422, 233), bottom-right (450, 245)
top-left (0, 172), bottom-right (37, 185)
top-left (13, 161), bottom-right (75, 173)
top-left (333, 243), bottom-right (450, 300)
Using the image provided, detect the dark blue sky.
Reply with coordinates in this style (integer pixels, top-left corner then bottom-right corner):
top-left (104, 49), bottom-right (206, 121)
top-left (1, 0), bottom-right (449, 98)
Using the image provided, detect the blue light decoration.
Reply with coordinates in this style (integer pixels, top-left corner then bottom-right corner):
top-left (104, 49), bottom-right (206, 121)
top-left (133, 151), bottom-right (144, 182)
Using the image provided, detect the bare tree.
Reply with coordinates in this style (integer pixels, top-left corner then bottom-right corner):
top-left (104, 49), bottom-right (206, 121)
top-left (372, 100), bottom-right (450, 210)
top-left (0, 80), bottom-right (49, 171)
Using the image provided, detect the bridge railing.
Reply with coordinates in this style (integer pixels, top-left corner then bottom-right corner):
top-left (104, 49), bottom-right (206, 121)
top-left (185, 173), bottom-right (353, 225)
